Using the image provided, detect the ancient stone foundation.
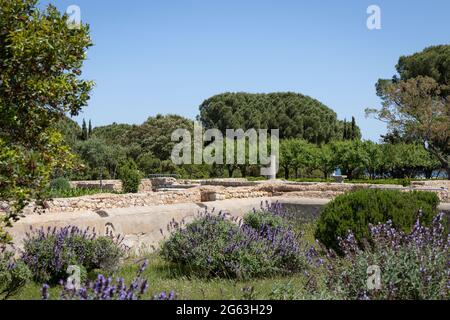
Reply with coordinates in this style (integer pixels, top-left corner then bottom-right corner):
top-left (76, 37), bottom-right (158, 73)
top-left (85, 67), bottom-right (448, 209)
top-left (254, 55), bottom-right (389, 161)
top-left (3, 179), bottom-right (446, 215)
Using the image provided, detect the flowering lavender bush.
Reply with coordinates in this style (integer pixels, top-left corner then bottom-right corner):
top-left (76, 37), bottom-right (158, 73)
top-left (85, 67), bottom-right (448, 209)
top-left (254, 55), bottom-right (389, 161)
top-left (0, 251), bottom-right (32, 299)
top-left (161, 203), bottom-right (312, 279)
top-left (324, 212), bottom-right (449, 300)
top-left (22, 226), bottom-right (127, 284)
top-left (42, 260), bottom-right (176, 301)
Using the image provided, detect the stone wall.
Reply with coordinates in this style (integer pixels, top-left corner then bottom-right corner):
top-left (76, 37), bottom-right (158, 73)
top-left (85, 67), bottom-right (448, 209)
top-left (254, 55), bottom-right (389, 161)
top-left (70, 179), bottom-right (153, 193)
top-left (2, 180), bottom-right (448, 215)
top-left (38, 188), bottom-right (202, 213)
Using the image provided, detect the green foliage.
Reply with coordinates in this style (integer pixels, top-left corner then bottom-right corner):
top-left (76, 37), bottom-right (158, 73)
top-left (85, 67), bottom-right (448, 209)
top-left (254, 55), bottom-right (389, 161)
top-left (0, 252), bottom-right (32, 300)
top-left (0, 0), bottom-right (93, 242)
top-left (244, 211), bottom-right (285, 230)
top-left (75, 137), bottom-right (127, 180)
top-left (396, 45), bottom-right (450, 97)
top-left (119, 161), bottom-right (142, 193)
top-left (137, 153), bottom-right (162, 175)
top-left (370, 45), bottom-right (450, 179)
top-left (315, 189), bottom-right (440, 253)
top-left (199, 92), bottom-right (360, 143)
top-left (280, 139), bottom-right (320, 179)
top-left (50, 177), bottom-right (71, 192)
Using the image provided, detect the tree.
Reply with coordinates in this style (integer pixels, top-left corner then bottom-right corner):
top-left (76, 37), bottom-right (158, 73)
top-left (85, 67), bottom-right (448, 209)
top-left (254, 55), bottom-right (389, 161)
top-left (0, 0), bottom-right (93, 242)
top-left (368, 46), bottom-right (450, 179)
top-left (361, 141), bottom-right (383, 179)
top-left (330, 140), bottom-right (368, 180)
top-left (199, 92), bottom-right (360, 144)
top-left (132, 114), bottom-right (193, 160)
top-left (368, 76), bottom-right (449, 179)
top-left (137, 152), bottom-right (161, 175)
top-left (88, 120), bottom-right (93, 137)
top-left (81, 119), bottom-right (88, 141)
top-left (317, 144), bottom-right (335, 179)
top-left (351, 117), bottom-right (357, 140)
top-left (395, 45), bottom-right (450, 97)
top-left (280, 140), bottom-right (296, 179)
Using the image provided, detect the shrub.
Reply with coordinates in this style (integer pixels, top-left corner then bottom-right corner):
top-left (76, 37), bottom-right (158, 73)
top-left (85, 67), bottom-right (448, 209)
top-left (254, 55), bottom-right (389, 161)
top-left (0, 252), bottom-right (32, 299)
top-left (161, 204), bottom-right (311, 279)
top-left (50, 177), bottom-right (71, 192)
top-left (244, 209), bottom-right (286, 230)
top-left (44, 260), bottom-right (176, 301)
top-left (324, 213), bottom-right (449, 300)
top-left (22, 226), bottom-right (126, 284)
top-left (119, 161), bottom-right (142, 193)
top-left (315, 189), bottom-right (440, 253)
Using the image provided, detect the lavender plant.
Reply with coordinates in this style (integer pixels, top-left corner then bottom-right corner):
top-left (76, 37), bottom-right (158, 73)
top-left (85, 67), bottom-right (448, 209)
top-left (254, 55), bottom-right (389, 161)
top-left (324, 212), bottom-right (449, 300)
top-left (0, 250), bottom-right (32, 300)
top-left (22, 226), bottom-right (127, 284)
top-left (161, 203), bottom-right (313, 279)
top-left (42, 260), bottom-right (176, 301)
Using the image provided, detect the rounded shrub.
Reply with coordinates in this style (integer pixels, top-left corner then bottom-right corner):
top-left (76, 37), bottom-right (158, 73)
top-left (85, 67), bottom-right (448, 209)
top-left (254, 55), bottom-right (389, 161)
top-left (315, 189), bottom-right (440, 253)
top-left (50, 177), bottom-right (71, 191)
top-left (119, 161), bottom-right (142, 194)
top-left (22, 226), bottom-right (126, 284)
top-left (244, 210), bottom-right (285, 230)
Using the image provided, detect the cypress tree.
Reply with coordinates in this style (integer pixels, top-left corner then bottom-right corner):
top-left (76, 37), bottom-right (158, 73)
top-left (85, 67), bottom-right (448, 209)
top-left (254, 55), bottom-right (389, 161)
top-left (343, 119), bottom-right (348, 140)
top-left (88, 119), bottom-right (92, 138)
top-left (81, 119), bottom-right (88, 141)
top-left (351, 117), bottom-right (357, 140)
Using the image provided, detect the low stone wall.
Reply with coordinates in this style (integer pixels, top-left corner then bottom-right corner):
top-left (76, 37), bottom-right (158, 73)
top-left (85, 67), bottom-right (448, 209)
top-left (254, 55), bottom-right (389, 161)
top-left (70, 179), bottom-right (153, 193)
top-left (2, 180), bottom-right (448, 215)
top-left (39, 188), bottom-right (202, 213)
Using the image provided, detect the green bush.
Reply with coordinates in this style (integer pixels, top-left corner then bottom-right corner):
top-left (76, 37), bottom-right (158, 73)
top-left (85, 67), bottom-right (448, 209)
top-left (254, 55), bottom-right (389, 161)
top-left (22, 226), bottom-right (126, 284)
top-left (0, 252), bottom-right (32, 299)
top-left (119, 161), bottom-right (142, 193)
top-left (50, 177), bottom-right (71, 191)
top-left (244, 211), bottom-right (285, 230)
top-left (315, 189), bottom-right (440, 253)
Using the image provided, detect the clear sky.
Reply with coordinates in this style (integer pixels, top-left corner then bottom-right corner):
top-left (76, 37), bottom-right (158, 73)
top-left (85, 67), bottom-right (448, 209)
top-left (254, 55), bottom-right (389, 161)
top-left (44, 0), bottom-right (450, 141)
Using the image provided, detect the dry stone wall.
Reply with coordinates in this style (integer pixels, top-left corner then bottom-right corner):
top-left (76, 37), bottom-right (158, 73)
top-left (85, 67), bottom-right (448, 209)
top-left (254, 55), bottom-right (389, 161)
top-left (70, 179), bottom-right (153, 193)
top-left (2, 180), bottom-right (448, 215)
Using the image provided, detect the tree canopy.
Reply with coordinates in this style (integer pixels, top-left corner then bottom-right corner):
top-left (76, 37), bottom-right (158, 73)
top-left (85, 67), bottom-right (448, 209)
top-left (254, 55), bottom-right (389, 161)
top-left (0, 0), bottom-right (93, 242)
top-left (368, 46), bottom-right (450, 179)
top-left (199, 92), bottom-right (360, 144)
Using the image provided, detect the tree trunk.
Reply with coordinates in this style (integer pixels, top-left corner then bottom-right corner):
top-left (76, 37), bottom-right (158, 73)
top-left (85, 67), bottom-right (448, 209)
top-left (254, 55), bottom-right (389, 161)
top-left (284, 167), bottom-right (289, 180)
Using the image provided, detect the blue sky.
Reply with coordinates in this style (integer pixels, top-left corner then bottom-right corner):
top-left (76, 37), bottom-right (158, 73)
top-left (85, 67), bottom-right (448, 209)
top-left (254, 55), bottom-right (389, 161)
top-left (45, 0), bottom-right (450, 141)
